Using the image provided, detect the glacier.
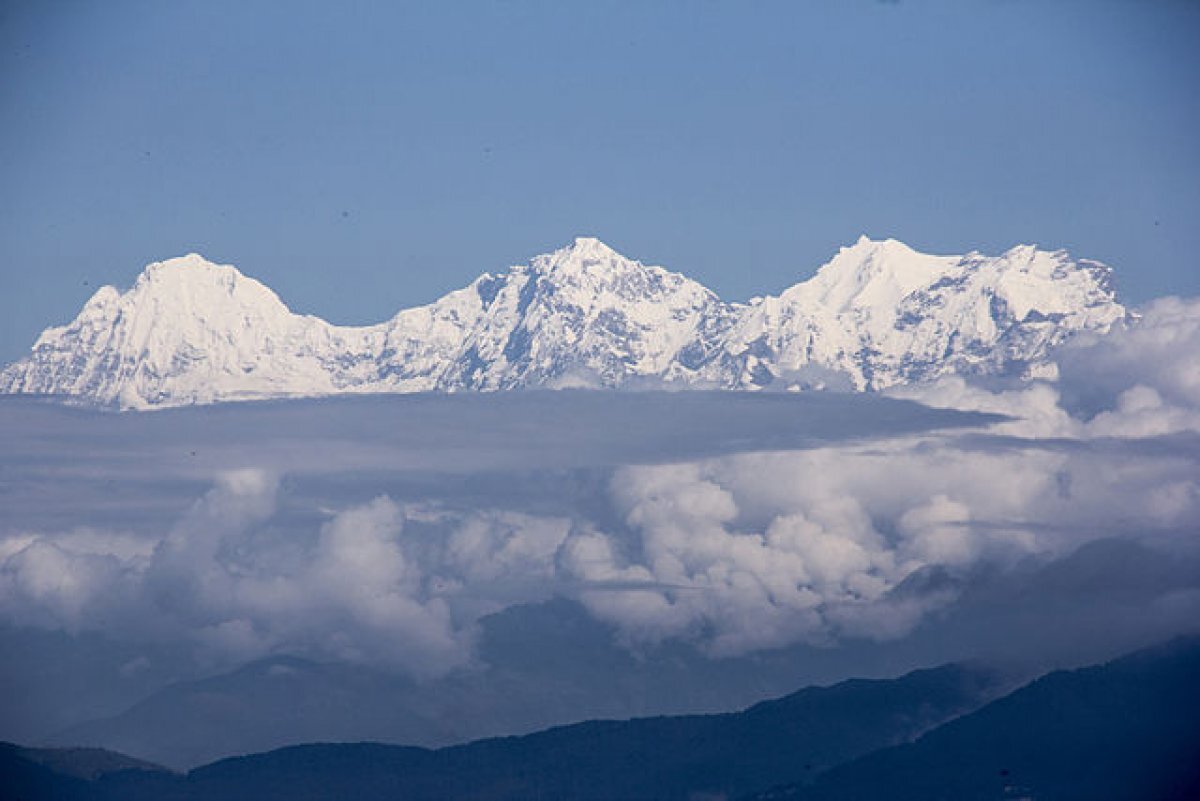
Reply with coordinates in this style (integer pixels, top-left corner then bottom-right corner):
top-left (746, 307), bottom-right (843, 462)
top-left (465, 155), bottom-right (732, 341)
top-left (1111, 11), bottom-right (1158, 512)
top-left (0, 236), bottom-right (1127, 409)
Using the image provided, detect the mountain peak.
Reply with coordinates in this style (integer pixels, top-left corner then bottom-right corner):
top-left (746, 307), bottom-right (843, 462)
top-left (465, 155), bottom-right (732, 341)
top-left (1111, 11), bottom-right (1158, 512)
top-left (140, 252), bottom-right (235, 276)
top-left (1000, 242), bottom-right (1043, 261)
top-left (0, 237), bottom-right (1126, 407)
top-left (570, 235), bottom-right (613, 253)
top-left (846, 233), bottom-right (880, 245)
top-left (797, 236), bottom-right (953, 312)
top-left (128, 253), bottom-right (289, 315)
top-left (164, 251), bottom-right (216, 266)
top-left (80, 284), bottom-right (121, 310)
top-left (526, 237), bottom-right (649, 281)
top-left (843, 235), bottom-right (913, 253)
top-left (554, 236), bottom-right (625, 262)
top-left (140, 252), bottom-right (226, 277)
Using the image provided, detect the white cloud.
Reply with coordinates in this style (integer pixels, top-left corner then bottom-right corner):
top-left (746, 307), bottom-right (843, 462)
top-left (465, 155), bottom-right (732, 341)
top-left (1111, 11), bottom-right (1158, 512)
top-left (1060, 296), bottom-right (1200, 414)
top-left (1, 300), bottom-right (1199, 673)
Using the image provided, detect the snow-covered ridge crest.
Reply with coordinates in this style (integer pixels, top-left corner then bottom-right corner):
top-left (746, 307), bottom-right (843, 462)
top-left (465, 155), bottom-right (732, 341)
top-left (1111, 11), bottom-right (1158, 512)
top-left (0, 236), bottom-right (1126, 409)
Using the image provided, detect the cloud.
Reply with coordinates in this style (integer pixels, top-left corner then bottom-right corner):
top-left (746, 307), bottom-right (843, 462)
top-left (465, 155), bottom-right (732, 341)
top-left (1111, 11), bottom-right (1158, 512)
top-left (1, 414), bottom-right (1196, 673)
top-left (891, 296), bottom-right (1200, 440)
top-left (1059, 296), bottom-right (1200, 417)
top-left (1, 301), bottom-right (1199, 675)
top-left (2, 471), bottom-right (473, 675)
top-left (553, 301), bottom-right (1200, 656)
top-left (560, 423), bottom-right (1199, 655)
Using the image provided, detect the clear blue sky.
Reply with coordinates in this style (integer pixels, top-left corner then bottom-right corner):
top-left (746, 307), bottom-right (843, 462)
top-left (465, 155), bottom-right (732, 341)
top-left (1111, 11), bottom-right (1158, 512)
top-left (1, 0), bottom-right (1198, 364)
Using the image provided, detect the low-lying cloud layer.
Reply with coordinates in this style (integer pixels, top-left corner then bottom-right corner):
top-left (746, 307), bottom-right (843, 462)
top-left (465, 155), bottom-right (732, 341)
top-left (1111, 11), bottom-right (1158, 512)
top-left (2, 299), bottom-right (1199, 679)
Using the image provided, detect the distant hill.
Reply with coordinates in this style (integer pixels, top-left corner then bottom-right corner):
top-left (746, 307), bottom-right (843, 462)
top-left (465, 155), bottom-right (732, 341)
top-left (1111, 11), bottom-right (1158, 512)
top-left (751, 637), bottom-right (1200, 801)
top-left (0, 742), bottom-right (170, 801)
top-left (7, 661), bottom-right (1001, 801)
top-left (12, 745), bottom-right (168, 781)
top-left (47, 597), bottom-right (994, 770)
top-left (8, 638), bottom-right (1197, 801)
top-left (175, 662), bottom-right (998, 801)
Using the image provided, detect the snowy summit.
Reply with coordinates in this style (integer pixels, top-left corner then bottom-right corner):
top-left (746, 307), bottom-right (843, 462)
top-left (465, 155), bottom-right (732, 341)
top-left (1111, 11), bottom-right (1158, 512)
top-left (0, 237), bottom-right (1126, 409)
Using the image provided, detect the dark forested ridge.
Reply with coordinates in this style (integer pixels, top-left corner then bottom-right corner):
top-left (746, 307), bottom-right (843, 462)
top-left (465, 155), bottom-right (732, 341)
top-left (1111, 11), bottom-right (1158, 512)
top-left (2, 662), bottom-right (999, 801)
top-left (4, 638), bottom-right (1197, 801)
top-left (749, 637), bottom-right (1200, 801)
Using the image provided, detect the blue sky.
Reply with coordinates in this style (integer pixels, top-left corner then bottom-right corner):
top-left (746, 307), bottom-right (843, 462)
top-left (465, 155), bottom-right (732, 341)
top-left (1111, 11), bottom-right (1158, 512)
top-left (1, 0), bottom-right (1198, 364)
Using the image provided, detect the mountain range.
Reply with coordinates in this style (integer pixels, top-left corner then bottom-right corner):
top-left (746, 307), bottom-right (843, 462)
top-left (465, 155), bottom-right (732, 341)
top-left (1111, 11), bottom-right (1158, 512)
top-left (31, 596), bottom-right (1011, 771)
top-left (752, 637), bottom-right (1200, 801)
top-left (3, 637), bottom-right (1197, 801)
top-left (0, 237), bottom-right (1126, 409)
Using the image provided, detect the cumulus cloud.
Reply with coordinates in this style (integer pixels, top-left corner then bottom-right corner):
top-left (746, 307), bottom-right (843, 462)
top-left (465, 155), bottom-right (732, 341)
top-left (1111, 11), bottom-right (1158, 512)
top-left (891, 296), bottom-right (1200, 439)
top-left (559, 299), bottom-right (1200, 656)
top-left (561, 423), bottom-right (1199, 655)
top-left (2, 299), bottom-right (1199, 675)
top-left (1, 426), bottom-right (1196, 673)
top-left (0, 470), bottom-right (582, 676)
top-left (1060, 296), bottom-right (1200, 415)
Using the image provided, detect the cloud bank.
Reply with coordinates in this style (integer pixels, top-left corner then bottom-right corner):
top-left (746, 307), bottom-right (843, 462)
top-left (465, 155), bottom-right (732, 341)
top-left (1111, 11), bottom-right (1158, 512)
top-left (2, 299), bottom-right (1199, 676)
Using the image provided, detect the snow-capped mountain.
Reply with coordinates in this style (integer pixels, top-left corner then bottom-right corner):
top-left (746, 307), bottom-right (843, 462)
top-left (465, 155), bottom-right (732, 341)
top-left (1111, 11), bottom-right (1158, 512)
top-left (0, 236), bottom-right (1126, 409)
top-left (709, 236), bottom-right (1125, 390)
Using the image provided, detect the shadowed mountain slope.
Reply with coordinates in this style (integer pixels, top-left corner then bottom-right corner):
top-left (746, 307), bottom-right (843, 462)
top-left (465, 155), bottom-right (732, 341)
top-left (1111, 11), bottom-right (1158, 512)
top-left (9, 661), bottom-right (1003, 801)
top-left (10, 638), bottom-right (1198, 800)
top-left (751, 637), bottom-right (1200, 801)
